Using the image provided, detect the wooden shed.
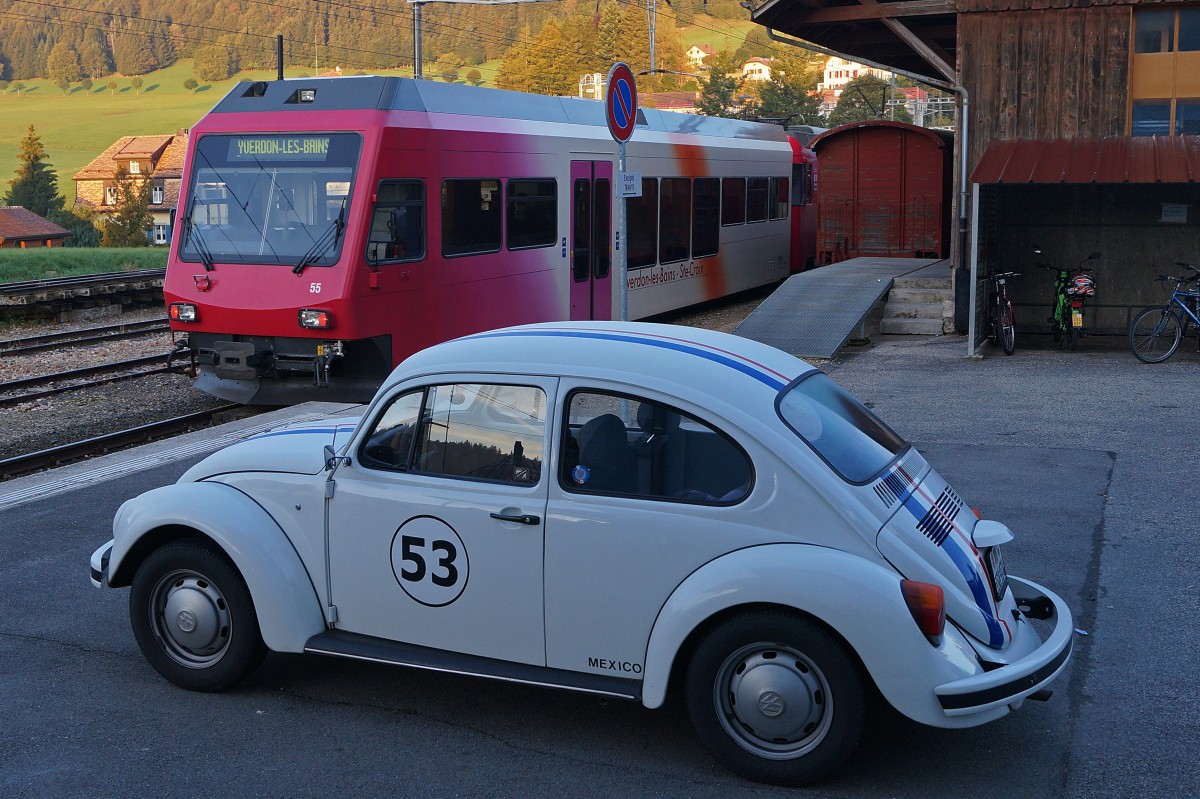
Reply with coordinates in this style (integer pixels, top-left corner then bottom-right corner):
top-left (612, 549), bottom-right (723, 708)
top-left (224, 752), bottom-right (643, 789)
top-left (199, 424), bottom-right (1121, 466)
top-left (810, 121), bottom-right (953, 264)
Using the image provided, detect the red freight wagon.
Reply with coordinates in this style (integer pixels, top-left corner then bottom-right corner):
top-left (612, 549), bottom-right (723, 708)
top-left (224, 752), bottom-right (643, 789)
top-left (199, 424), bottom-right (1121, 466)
top-left (810, 121), bottom-right (952, 264)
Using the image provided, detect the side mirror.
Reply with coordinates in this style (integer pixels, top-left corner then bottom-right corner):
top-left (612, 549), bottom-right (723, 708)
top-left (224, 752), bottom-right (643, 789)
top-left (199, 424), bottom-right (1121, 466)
top-left (324, 444), bottom-right (347, 472)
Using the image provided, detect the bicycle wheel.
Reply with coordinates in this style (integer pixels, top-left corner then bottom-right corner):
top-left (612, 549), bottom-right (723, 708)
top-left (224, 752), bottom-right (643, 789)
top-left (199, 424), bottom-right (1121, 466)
top-left (1129, 306), bottom-right (1182, 363)
top-left (995, 301), bottom-right (1016, 355)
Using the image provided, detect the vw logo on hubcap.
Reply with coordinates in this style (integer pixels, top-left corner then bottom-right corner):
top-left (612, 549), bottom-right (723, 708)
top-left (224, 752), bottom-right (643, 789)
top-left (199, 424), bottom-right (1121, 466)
top-left (757, 691), bottom-right (785, 717)
top-left (176, 609), bottom-right (198, 633)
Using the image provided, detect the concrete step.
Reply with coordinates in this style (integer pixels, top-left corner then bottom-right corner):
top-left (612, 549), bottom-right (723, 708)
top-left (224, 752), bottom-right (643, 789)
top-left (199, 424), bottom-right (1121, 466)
top-left (893, 276), bottom-right (952, 290)
top-left (884, 301), bottom-right (944, 320)
top-left (888, 287), bottom-right (952, 305)
top-left (880, 316), bottom-right (945, 335)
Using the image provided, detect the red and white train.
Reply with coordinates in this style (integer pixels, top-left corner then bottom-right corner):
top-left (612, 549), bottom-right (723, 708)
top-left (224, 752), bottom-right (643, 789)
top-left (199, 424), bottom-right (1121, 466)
top-left (166, 75), bottom-right (817, 404)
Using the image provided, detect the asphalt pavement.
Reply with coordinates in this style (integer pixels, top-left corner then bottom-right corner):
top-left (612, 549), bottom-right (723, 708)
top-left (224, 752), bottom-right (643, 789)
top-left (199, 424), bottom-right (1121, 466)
top-left (1, 330), bottom-right (1196, 798)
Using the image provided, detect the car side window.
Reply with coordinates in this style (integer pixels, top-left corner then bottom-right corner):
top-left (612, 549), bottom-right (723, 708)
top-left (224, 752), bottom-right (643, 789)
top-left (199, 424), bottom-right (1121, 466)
top-left (559, 391), bottom-right (751, 503)
top-left (360, 383), bottom-right (546, 485)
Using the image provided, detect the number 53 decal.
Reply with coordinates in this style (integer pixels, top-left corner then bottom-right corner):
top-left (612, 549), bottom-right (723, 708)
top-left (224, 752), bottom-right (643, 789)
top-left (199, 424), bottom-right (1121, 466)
top-left (390, 517), bottom-right (469, 606)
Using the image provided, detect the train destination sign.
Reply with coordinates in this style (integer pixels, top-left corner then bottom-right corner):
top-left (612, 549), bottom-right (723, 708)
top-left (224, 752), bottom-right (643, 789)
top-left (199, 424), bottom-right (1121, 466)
top-left (228, 135), bottom-right (331, 161)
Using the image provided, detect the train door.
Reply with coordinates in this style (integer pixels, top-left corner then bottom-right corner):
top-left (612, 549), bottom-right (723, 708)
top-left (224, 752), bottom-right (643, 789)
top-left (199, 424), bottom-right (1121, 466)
top-left (569, 161), bottom-right (613, 320)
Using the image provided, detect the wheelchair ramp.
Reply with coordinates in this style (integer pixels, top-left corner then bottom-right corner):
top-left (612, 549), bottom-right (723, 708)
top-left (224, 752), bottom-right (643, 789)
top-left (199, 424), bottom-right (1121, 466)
top-left (734, 258), bottom-right (947, 359)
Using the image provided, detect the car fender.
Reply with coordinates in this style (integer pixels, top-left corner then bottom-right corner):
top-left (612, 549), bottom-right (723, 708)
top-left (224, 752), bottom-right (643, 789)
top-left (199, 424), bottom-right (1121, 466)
top-left (109, 481), bottom-right (326, 653)
top-left (640, 543), bottom-right (982, 725)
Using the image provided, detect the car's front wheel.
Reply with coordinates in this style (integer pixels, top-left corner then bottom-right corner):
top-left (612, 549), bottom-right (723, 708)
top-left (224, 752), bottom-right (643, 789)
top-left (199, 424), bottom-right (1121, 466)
top-left (686, 611), bottom-right (866, 785)
top-left (129, 539), bottom-right (266, 692)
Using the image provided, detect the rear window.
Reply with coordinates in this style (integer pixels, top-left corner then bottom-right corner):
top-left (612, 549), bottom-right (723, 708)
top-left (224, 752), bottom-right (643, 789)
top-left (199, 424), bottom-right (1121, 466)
top-left (777, 373), bottom-right (908, 484)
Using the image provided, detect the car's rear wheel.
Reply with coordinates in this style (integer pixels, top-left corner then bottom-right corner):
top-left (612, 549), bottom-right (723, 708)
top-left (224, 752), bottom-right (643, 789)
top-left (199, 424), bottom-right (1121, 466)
top-left (685, 611), bottom-right (866, 785)
top-left (130, 539), bottom-right (266, 691)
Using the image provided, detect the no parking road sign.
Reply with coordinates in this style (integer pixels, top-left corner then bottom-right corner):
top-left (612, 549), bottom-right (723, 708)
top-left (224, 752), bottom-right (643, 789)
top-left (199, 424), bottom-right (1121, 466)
top-left (605, 63), bottom-right (638, 143)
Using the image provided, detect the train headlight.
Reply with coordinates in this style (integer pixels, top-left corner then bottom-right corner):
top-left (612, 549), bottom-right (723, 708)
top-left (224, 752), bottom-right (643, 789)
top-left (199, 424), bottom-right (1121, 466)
top-left (299, 308), bottom-right (333, 329)
top-left (169, 302), bottom-right (198, 322)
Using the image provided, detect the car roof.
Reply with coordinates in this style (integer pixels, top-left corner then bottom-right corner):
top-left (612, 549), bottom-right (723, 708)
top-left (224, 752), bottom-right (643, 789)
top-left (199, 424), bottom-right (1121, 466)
top-left (388, 322), bottom-right (816, 402)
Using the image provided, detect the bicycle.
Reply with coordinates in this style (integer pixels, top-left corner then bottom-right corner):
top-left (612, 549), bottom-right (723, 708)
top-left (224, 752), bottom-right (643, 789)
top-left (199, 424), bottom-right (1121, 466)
top-left (1128, 262), bottom-right (1200, 363)
top-left (1037, 249), bottom-right (1100, 350)
top-left (982, 270), bottom-right (1020, 355)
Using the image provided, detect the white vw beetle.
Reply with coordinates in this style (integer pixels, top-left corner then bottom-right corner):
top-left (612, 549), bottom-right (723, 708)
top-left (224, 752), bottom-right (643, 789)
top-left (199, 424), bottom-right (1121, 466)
top-left (91, 322), bottom-right (1072, 785)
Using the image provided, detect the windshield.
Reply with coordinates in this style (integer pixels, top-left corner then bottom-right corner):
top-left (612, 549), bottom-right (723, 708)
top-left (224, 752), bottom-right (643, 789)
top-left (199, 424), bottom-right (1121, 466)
top-left (179, 133), bottom-right (361, 267)
top-left (777, 373), bottom-right (908, 484)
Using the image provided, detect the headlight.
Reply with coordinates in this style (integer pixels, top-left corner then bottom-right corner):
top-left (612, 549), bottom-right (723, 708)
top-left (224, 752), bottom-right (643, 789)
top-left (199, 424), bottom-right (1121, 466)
top-left (168, 302), bottom-right (198, 322)
top-left (298, 308), bottom-right (333, 329)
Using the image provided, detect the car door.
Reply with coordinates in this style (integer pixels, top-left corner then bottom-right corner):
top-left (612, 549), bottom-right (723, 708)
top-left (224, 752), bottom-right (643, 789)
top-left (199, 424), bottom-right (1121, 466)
top-left (327, 375), bottom-right (557, 666)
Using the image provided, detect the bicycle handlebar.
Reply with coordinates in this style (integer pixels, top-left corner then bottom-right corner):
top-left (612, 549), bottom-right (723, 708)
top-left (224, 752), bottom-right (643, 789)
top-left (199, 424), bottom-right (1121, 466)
top-left (982, 271), bottom-right (1021, 280)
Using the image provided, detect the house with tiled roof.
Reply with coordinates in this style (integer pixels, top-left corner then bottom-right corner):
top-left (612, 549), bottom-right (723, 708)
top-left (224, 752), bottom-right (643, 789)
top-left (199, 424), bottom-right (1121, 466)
top-left (686, 44), bottom-right (716, 70)
top-left (73, 129), bottom-right (189, 245)
top-left (0, 206), bottom-right (70, 248)
top-left (741, 57), bottom-right (774, 82)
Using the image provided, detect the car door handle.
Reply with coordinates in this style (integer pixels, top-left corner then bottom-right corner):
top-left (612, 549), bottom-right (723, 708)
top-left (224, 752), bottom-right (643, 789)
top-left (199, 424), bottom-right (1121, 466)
top-left (489, 512), bottom-right (541, 526)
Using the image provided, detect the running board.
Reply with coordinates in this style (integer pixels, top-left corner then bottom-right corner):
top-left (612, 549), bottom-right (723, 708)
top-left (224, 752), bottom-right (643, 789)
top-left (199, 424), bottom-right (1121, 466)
top-left (305, 630), bottom-right (642, 701)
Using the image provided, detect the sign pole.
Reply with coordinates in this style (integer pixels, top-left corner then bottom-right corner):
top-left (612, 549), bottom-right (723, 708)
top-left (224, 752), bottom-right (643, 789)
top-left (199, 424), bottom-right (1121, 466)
top-left (604, 62), bottom-right (637, 323)
top-left (618, 140), bottom-right (628, 321)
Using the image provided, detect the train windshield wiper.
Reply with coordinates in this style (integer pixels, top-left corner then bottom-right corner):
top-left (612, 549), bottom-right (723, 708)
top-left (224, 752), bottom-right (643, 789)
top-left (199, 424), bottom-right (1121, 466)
top-left (183, 197), bottom-right (215, 272)
top-left (293, 202), bottom-right (346, 276)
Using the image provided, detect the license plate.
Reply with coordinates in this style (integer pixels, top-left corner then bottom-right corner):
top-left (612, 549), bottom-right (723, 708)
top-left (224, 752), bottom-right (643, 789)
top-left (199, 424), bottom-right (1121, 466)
top-left (987, 545), bottom-right (1009, 601)
top-left (1071, 311), bottom-right (1083, 327)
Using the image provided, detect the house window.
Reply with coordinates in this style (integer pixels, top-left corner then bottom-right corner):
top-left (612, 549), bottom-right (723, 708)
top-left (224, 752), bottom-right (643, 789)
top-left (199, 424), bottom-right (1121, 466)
top-left (105, 185), bottom-right (118, 205)
top-left (153, 224), bottom-right (168, 244)
top-left (151, 184), bottom-right (164, 204)
top-left (1131, 8), bottom-right (1200, 135)
top-left (128, 161), bottom-right (141, 175)
top-left (1177, 100), bottom-right (1200, 135)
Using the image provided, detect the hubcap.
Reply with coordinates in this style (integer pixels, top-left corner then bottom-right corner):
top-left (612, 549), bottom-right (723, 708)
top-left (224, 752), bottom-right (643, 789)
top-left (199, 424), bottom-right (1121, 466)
top-left (715, 643), bottom-right (832, 760)
top-left (150, 570), bottom-right (232, 668)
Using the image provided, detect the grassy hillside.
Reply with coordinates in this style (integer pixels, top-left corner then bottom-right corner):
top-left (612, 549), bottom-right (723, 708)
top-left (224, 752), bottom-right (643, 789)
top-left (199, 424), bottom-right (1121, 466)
top-left (1, 22), bottom-right (765, 208)
top-left (0, 60), bottom-right (415, 203)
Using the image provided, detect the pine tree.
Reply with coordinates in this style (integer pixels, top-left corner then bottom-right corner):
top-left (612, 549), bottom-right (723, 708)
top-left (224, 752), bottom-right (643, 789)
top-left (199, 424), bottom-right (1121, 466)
top-left (3, 125), bottom-right (66, 218)
top-left (696, 50), bottom-right (743, 118)
top-left (756, 49), bottom-right (823, 125)
top-left (101, 164), bottom-right (153, 248)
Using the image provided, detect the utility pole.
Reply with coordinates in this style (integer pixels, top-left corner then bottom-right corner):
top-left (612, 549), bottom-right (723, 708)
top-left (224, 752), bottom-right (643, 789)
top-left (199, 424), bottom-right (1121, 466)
top-left (408, 0), bottom-right (557, 80)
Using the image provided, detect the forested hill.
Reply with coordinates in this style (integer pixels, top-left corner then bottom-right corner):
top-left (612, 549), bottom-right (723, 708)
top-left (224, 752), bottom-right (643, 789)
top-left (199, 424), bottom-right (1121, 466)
top-left (0, 0), bottom-right (752, 84)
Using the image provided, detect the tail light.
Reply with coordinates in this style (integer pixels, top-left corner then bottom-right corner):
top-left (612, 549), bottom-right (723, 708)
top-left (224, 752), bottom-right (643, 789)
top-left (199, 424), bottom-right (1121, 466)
top-left (901, 579), bottom-right (946, 645)
top-left (299, 308), bottom-right (333, 329)
top-left (169, 302), bottom-right (198, 322)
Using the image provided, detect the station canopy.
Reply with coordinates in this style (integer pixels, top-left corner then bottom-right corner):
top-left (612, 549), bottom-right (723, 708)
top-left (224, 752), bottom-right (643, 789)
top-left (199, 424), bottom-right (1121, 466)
top-left (748, 0), bottom-right (959, 79)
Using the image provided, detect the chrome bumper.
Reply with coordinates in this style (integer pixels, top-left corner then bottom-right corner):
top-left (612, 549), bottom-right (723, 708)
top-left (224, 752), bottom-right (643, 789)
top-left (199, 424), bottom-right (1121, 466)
top-left (935, 576), bottom-right (1073, 716)
top-left (90, 540), bottom-right (114, 589)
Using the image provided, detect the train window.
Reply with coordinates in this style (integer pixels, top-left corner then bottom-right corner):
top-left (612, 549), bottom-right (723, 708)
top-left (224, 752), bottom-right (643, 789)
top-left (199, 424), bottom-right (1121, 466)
top-left (180, 132), bottom-right (361, 267)
top-left (442, 179), bottom-right (502, 257)
top-left (594, 179), bottom-right (611, 279)
top-left (792, 164), bottom-right (812, 206)
top-left (507, 179), bottom-right (556, 250)
top-left (747, 178), bottom-right (769, 223)
top-left (367, 180), bottom-right (425, 264)
top-left (722, 178), bottom-right (746, 226)
top-left (627, 178), bottom-right (658, 269)
top-left (692, 178), bottom-right (719, 258)
top-left (769, 177), bottom-right (790, 221)
top-left (659, 178), bottom-right (691, 264)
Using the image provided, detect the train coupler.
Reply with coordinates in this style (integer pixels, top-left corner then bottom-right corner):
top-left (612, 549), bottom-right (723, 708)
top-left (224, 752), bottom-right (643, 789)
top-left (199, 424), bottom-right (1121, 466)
top-left (167, 339), bottom-right (198, 377)
top-left (313, 341), bottom-right (344, 388)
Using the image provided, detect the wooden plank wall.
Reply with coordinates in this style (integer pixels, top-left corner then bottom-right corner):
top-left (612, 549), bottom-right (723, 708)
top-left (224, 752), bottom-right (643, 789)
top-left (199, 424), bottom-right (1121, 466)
top-left (959, 7), bottom-right (1131, 170)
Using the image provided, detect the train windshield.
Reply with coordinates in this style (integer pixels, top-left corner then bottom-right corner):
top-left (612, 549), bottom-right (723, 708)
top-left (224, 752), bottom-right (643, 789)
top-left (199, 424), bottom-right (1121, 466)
top-left (179, 133), bottom-right (362, 268)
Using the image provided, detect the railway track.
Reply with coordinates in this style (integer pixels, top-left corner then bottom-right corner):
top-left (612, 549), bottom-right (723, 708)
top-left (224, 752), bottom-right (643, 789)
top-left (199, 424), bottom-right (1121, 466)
top-left (0, 319), bottom-right (170, 356)
top-left (0, 353), bottom-right (180, 408)
top-left (0, 269), bottom-right (166, 296)
top-left (0, 404), bottom-right (243, 479)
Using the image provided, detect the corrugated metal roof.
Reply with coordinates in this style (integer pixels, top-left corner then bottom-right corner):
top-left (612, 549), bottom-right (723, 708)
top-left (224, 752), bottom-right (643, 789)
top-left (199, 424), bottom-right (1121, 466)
top-left (971, 136), bottom-right (1200, 184)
